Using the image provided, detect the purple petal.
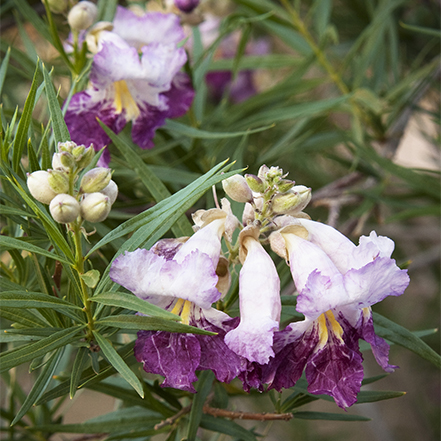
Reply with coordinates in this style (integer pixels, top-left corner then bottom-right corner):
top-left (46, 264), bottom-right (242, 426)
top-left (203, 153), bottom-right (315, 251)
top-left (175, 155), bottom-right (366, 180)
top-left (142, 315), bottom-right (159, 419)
top-left (163, 72), bottom-right (195, 119)
top-left (135, 331), bottom-right (200, 392)
top-left (306, 329), bottom-right (364, 409)
top-left (359, 309), bottom-right (397, 372)
top-left (238, 361), bottom-right (265, 393)
top-left (264, 322), bottom-right (318, 391)
top-left (229, 71), bottom-right (257, 103)
top-left (130, 103), bottom-right (167, 149)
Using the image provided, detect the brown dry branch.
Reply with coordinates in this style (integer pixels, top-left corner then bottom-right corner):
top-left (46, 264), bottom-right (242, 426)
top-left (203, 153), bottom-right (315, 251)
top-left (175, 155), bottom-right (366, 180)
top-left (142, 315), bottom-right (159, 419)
top-left (202, 405), bottom-right (294, 421)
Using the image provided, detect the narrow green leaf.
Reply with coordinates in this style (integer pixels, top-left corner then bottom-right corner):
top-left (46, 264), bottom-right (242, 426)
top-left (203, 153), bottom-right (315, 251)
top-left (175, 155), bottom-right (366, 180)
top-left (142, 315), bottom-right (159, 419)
top-left (200, 414), bottom-right (257, 441)
top-left (95, 315), bottom-right (216, 335)
top-left (373, 312), bottom-right (441, 369)
top-left (0, 308), bottom-right (49, 328)
top-left (13, 63), bottom-right (40, 172)
top-left (11, 348), bottom-right (63, 426)
top-left (356, 390), bottom-right (406, 403)
top-left (98, 121), bottom-right (193, 237)
top-left (187, 371), bottom-right (215, 441)
top-left (400, 21), bottom-right (441, 38)
top-left (164, 119), bottom-right (275, 139)
top-left (92, 331), bottom-right (144, 398)
top-left (70, 347), bottom-right (89, 399)
top-left (294, 411), bottom-right (370, 421)
top-left (0, 46), bottom-right (11, 96)
top-left (0, 236), bottom-right (71, 264)
top-left (91, 291), bottom-right (180, 321)
top-left (0, 326), bottom-right (85, 373)
top-left (41, 63), bottom-right (71, 144)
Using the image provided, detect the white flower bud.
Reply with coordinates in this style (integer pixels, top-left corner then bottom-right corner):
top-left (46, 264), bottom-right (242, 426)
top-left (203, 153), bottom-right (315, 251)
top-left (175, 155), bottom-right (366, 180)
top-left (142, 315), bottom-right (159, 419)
top-left (58, 141), bottom-right (78, 153)
top-left (76, 146), bottom-right (95, 170)
top-left (100, 180), bottom-right (118, 205)
top-left (68, 1), bottom-right (97, 31)
top-left (272, 186), bottom-right (311, 215)
top-left (80, 192), bottom-right (111, 223)
top-left (27, 171), bottom-right (58, 204)
top-left (80, 167), bottom-right (111, 193)
top-left (52, 152), bottom-right (74, 171)
top-left (222, 174), bottom-right (253, 203)
top-left (47, 170), bottom-right (69, 194)
top-left (49, 194), bottom-right (80, 224)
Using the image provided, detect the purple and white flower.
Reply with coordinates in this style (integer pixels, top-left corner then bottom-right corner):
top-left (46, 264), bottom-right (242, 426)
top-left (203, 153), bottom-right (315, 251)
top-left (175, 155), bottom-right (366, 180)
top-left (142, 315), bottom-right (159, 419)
top-left (110, 208), bottom-right (243, 392)
top-left (65, 7), bottom-right (194, 166)
top-left (265, 220), bottom-right (410, 408)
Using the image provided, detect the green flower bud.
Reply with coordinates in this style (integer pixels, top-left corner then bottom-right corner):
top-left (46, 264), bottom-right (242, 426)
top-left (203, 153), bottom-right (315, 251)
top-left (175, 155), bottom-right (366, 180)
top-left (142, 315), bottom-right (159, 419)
top-left (80, 167), bottom-right (111, 193)
top-left (58, 141), bottom-right (78, 153)
top-left (49, 194), bottom-right (80, 223)
top-left (272, 186), bottom-right (311, 214)
top-left (72, 145), bottom-right (86, 159)
top-left (100, 180), bottom-right (118, 205)
top-left (68, 1), bottom-right (98, 31)
top-left (222, 174), bottom-right (253, 203)
top-left (245, 174), bottom-right (265, 193)
top-left (27, 170), bottom-right (58, 204)
top-left (52, 152), bottom-right (75, 171)
top-left (277, 179), bottom-right (295, 194)
top-left (80, 192), bottom-right (111, 223)
top-left (76, 146), bottom-right (95, 170)
top-left (48, 169), bottom-right (70, 194)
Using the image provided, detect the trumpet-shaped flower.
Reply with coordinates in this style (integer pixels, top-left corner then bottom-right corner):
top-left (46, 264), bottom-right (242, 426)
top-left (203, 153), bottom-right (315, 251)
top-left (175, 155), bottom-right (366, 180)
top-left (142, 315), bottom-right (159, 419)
top-left (110, 209), bottom-right (243, 392)
top-left (65, 7), bottom-right (194, 166)
top-left (225, 226), bottom-right (281, 365)
top-left (266, 220), bottom-right (409, 408)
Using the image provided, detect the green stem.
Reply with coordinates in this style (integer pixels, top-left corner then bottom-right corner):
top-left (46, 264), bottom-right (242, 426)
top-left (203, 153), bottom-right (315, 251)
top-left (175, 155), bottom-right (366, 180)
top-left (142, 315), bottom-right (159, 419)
top-left (72, 220), bottom-right (94, 341)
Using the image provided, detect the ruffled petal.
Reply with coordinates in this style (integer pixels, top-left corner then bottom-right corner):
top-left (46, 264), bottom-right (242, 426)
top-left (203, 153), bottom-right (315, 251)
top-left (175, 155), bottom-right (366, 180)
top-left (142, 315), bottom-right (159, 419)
top-left (306, 328), bottom-right (364, 409)
top-left (162, 72), bottom-right (195, 119)
top-left (135, 331), bottom-right (200, 392)
top-left (113, 7), bottom-right (185, 48)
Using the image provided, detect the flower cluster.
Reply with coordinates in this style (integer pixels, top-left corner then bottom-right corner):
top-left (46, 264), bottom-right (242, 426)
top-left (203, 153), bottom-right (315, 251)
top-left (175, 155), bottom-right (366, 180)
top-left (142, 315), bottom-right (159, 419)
top-left (110, 165), bottom-right (409, 408)
top-left (27, 141), bottom-right (118, 224)
top-left (64, 5), bottom-right (194, 166)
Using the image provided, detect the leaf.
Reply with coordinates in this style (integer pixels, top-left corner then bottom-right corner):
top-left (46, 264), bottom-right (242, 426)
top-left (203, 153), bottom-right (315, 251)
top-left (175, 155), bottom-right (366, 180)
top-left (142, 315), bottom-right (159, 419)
top-left (373, 312), bottom-right (441, 369)
top-left (356, 390), bottom-right (406, 403)
top-left (0, 46), bottom-right (11, 96)
top-left (99, 121), bottom-right (193, 237)
top-left (41, 63), bottom-right (71, 144)
top-left (164, 120), bottom-right (275, 139)
top-left (293, 411), bottom-right (370, 421)
top-left (80, 270), bottom-right (100, 289)
top-left (200, 414), bottom-right (257, 441)
top-left (91, 291), bottom-right (180, 321)
top-left (70, 347), bottom-right (89, 399)
top-left (400, 21), bottom-right (441, 38)
top-left (187, 371), bottom-right (215, 441)
top-left (92, 331), bottom-right (144, 398)
top-left (11, 348), bottom-right (63, 426)
top-left (0, 326), bottom-right (85, 373)
top-left (0, 291), bottom-right (84, 322)
top-left (0, 236), bottom-right (72, 264)
top-left (13, 62), bottom-right (40, 173)
top-left (95, 315), bottom-right (216, 335)
top-left (0, 308), bottom-right (49, 328)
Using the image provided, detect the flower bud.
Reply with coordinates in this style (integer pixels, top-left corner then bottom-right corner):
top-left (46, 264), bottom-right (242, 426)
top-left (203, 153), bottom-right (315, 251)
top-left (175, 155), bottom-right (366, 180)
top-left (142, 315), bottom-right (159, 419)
top-left (272, 186), bottom-right (311, 215)
top-left (27, 170), bottom-right (58, 204)
top-left (80, 167), bottom-right (111, 193)
top-left (277, 179), bottom-right (295, 194)
top-left (44, 0), bottom-right (68, 14)
top-left (52, 152), bottom-right (74, 171)
top-left (47, 170), bottom-right (69, 194)
top-left (222, 174), bottom-right (253, 203)
top-left (245, 174), bottom-right (265, 193)
top-left (58, 141), bottom-right (78, 153)
top-left (68, 1), bottom-right (97, 31)
top-left (100, 180), bottom-right (118, 205)
top-left (76, 146), bottom-right (95, 170)
top-left (257, 164), bottom-right (270, 180)
top-left (49, 194), bottom-right (80, 223)
top-left (72, 145), bottom-right (86, 159)
top-left (80, 192), bottom-right (111, 223)
top-left (174, 0), bottom-right (199, 13)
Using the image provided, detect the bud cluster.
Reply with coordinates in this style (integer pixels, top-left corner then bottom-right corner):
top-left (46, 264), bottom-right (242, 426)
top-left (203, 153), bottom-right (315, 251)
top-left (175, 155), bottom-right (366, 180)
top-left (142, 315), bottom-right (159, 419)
top-left (27, 141), bottom-right (118, 225)
top-left (222, 165), bottom-right (311, 235)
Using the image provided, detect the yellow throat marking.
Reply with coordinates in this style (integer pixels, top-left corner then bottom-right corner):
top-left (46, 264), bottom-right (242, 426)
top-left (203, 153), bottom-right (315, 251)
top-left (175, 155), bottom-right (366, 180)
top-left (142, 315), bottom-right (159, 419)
top-left (170, 298), bottom-right (192, 325)
top-left (113, 80), bottom-right (140, 120)
top-left (317, 310), bottom-right (344, 348)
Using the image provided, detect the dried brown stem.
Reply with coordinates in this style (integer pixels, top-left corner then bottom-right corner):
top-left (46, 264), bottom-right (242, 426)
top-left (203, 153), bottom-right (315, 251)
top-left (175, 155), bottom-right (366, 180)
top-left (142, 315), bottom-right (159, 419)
top-left (154, 404), bottom-right (192, 430)
top-left (202, 405), bottom-right (293, 421)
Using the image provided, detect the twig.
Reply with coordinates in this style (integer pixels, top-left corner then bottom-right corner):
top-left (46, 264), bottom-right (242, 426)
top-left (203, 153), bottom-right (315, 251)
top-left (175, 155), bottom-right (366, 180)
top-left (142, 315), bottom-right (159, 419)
top-left (154, 404), bottom-right (192, 430)
top-left (202, 405), bottom-right (293, 421)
